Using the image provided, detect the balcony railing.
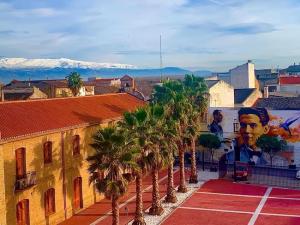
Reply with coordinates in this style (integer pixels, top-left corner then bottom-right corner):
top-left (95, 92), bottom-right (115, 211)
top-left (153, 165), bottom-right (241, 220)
top-left (15, 171), bottom-right (37, 191)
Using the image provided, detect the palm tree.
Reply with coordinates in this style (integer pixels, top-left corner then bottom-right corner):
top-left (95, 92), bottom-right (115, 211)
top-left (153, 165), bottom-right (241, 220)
top-left (119, 108), bottom-right (151, 225)
top-left (66, 72), bottom-right (83, 96)
top-left (183, 74), bottom-right (208, 183)
top-left (87, 126), bottom-right (138, 225)
top-left (147, 104), bottom-right (168, 215)
top-left (153, 80), bottom-right (189, 193)
top-left (163, 117), bottom-right (178, 203)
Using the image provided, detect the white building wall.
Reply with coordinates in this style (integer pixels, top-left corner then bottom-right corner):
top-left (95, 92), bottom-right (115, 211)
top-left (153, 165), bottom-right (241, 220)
top-left (230, 61), bottom-right (256, 89)
top-left (279, 85), bottom-right (300, 94)
top-left (209, 81), bottom-right (234, 107)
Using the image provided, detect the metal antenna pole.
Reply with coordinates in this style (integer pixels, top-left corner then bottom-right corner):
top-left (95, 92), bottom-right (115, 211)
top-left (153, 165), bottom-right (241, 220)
top-left (160, 34), bottom-right (163, 82)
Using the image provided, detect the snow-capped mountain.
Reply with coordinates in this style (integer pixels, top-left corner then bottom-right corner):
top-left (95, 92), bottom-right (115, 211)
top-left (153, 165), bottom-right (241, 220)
top-left (0, 57), bottom-right (137, 69)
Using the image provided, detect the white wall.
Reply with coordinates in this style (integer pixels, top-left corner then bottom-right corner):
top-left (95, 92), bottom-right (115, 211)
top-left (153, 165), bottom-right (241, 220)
top-left (230, 62), bottom-right (256, 89)
top-left (209, 81), bottom-right (234, 107)
top-left (280, 85), bottom-right (300, 94)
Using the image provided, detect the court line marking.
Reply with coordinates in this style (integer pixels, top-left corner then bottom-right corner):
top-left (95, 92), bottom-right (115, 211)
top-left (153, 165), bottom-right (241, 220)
top-left (178, 206), bottom-right (300, 218)
top-left (179, 206), bottom-right (253, 214)
top-left (196, 191), bottom-right (262, 198)
top-left (89, 169), bottom-right (179, 225)
top-left (248, 187), bottom-right (272, 225)
top-left (196, 191), bottom-right (300, 201)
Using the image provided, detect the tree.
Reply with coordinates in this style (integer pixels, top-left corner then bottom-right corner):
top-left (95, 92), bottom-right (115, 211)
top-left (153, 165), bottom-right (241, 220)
top-left (152, 79), bottom-right (190, 193)
top-left (183, 74), bottom-right (208, 183)
top-left (256, 135), bottom-right (287, 167)
top-left (66, 72), bottom-right (83, 96)
top-left (198, 133), bottom-right (221, 166)
top-left (147, 104), bottom-right (168, 216)
top-left (87, 126), bottom-right (138, 225)
top-left (119, 107), bottom-right (151, 225)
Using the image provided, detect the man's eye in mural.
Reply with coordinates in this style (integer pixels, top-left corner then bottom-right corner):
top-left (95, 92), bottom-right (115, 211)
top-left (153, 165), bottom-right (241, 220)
top-left (240, 123), bottom-right (257, 129)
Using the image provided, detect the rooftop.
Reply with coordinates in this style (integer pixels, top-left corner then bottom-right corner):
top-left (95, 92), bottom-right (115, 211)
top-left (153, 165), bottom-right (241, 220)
top-left (234, 88), bottom-right (256, 104)
top-left (253, 97), bottom-right (300, 110)
top-left (0, 93), bottom-right (144, 141)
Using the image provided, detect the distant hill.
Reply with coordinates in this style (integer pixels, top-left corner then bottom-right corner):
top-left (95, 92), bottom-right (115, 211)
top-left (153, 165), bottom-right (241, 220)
top-left (0, 67), bottom-right (212, 84)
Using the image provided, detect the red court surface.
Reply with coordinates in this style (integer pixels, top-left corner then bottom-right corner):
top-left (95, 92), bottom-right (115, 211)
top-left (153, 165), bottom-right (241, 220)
top-left (59, 168), bottom-right (188, 225)
top-left (162, 179), bottom-right (300, 225)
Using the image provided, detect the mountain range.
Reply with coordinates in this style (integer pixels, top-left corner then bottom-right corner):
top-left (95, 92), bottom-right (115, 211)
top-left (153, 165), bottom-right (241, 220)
top-left (0, 57), bottom-right (212, 84)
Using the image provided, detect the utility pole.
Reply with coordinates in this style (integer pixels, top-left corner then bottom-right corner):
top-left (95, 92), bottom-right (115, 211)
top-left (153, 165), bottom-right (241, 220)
top-left (160, 34), bottom-right (163, 82)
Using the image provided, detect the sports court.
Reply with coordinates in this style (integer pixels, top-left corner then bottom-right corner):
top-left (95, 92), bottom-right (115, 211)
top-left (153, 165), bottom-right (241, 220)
top-left (161, 179), bottom-right (300, 225)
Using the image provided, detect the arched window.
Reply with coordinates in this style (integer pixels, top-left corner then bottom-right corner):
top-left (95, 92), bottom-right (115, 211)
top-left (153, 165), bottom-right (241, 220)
top-left (44, 188), bottom-right (55, 216)
top-left (43, 141), bottom-right (52, 164)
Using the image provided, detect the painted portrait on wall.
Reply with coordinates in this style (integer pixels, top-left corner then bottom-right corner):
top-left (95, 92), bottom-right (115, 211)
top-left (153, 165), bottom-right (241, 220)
top-left (208, 107), bottom-right (300, 166)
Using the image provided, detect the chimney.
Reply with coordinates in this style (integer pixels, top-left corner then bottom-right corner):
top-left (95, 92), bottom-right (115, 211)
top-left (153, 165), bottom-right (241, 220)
top-left (263, 86), bottom-right (269, 98)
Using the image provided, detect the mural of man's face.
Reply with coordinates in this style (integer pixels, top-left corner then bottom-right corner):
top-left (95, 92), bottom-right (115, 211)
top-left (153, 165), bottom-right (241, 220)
top-left (239, 114), bottom-right (270, 148)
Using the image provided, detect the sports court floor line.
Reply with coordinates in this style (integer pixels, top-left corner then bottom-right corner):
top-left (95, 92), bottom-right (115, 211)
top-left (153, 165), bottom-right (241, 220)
top-left (196, 191), bottom-right (262, 198)
top-left (196, 191), bottom-right (300, 201)
top-left (179, 206), bottom-right (253, 214)
top-left (248, 187), bottom-right (272, 225)
top-left (178, 206), bottom-right (300, 218)
top-left (89, 169), bottom-right (178, 225)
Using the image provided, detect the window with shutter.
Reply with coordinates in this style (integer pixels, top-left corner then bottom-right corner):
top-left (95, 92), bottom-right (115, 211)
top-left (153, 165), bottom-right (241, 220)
top-left (16, 148), bottom-right (26, 179)
top-left (45, 188), bottom-right (55, 216)
top-left (43, 141), bottom-right (52, 164)
top-left (16, 199), bottom-right (30, 225)
top-left (73, 135), bottom-right (80, 155)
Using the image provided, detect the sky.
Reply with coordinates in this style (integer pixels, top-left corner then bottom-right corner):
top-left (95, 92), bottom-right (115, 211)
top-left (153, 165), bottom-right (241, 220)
top-left (1, 0), bottom-right (300, 71)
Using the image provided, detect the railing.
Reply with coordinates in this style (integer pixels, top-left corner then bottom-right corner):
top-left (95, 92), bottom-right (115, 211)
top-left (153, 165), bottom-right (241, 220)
top-left (15, 171), bottom-right (37, 191)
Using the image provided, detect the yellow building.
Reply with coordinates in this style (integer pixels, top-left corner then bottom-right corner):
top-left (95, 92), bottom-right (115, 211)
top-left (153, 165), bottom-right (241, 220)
top-left (0, 93), bottom-right (144, 225)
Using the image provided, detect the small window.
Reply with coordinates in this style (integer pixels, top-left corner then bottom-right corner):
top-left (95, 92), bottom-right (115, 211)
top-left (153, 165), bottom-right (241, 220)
top-left (44, 188), bottom-right (55, 216)
top-left (73, 135), bottom-right (80, 155)
top-left (43, 141), bottom-right (52, 164)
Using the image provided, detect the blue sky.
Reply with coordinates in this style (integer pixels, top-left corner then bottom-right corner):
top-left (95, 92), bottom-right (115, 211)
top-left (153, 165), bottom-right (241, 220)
top-left (1, 0), bottom-right (300, 71)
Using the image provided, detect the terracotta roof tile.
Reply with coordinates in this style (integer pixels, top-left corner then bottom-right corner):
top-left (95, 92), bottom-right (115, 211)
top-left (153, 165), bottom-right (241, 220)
top-left (0, 93), bottom-right (145, 140)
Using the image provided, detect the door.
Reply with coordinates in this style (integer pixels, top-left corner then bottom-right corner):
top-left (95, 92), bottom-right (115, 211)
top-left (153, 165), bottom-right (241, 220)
top-left (16, 148), bottom-right (26, 179)
top-left (73, 177), bottom-right (83, 210)
top-left (16, 199), bottom-right (30, 225)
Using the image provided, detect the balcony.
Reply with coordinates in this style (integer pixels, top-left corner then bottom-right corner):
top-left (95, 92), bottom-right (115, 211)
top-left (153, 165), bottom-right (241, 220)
top-left (15, 171), bottom-right (37, 191)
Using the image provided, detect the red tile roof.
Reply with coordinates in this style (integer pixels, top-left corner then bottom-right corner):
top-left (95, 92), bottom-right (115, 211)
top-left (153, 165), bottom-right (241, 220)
top-left (0, 93), bottom-right (145, 141)
top-left (279, 76), bottom-right (300, 85)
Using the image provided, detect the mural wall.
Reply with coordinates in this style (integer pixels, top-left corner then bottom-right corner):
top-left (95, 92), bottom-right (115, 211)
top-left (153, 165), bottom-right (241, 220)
top-left (208, 108), bottom-right (300, 167)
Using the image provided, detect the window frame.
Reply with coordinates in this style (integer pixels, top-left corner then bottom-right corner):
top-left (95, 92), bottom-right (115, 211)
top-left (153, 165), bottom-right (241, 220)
top-left (43, 141), bottom-right (53, 164)
top-left (73, 135), bottom-right (80, 156)
top-left (44, 188), bottom-right (55, 217)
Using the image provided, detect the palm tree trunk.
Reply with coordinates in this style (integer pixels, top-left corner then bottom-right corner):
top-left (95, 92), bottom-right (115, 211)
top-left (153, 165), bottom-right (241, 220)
top-left (178, 141), bottom-right (188, 193)
top-left (189, 137), bottom-right (198, 183)
top-left (165, 158), bottom-right (177, 203)
top-left (112, 195), bottom-right (119, 225)
top-left (149, 166), bottom-right (164, 215)
top-left (132, 173), bottom-right (145, 225)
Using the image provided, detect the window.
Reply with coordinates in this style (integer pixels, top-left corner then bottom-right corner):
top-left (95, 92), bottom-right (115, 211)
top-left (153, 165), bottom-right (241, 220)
top-left (43, 141), bottom-right (52, 164)
top-left (16, 199), bottom-right (30, 225)
top-left (16, 148), bottom-right (26, 179)
top-left (73, 135), bottom-right (80, 155)
top-left (44, 188), bottom-right (55, 216)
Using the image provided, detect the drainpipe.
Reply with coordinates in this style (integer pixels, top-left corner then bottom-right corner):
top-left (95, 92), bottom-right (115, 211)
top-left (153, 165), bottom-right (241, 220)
top-left (61, 131), bottom-right (67, 220)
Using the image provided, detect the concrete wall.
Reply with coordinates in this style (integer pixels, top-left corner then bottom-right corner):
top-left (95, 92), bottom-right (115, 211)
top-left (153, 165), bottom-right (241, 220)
top-left (0, 123), bottom-right (107, 225)
top-left (230, 62), bottom-right (256, 89)
top-left (280, 85), bottom-right (300, 94)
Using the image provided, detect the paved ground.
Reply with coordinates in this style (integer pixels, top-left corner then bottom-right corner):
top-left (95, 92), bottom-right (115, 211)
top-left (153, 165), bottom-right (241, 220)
top-left (161, 179), bottom-right (300, 225)
top-left (59, 168), bottom-right (184, 225)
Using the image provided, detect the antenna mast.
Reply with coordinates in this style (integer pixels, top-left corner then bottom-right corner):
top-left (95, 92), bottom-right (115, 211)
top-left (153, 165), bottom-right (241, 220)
top-left (160, 34), bottom-right (163, 82)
